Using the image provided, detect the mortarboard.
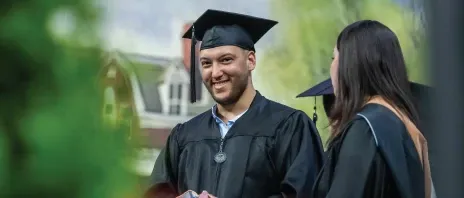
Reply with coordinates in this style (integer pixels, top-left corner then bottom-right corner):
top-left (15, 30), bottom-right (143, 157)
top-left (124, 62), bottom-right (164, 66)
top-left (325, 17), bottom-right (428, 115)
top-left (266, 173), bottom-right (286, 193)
top-left (296, 78), bottom-right (334, 97)
top-left (296, 79), bottom-right (335, 125)
top-left (297, 78), bottom-right (432, 126)
top-left (182, 9), bottom-right (278, 103)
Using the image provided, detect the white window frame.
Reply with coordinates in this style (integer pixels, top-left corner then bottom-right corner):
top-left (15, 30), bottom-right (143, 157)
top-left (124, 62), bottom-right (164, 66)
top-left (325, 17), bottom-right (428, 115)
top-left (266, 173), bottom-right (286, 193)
top-left (103, 86), bottom-right (117, 124)
top-left (107, 67), bottom-right (117, 78)
top-left (168, 83), bottom-right (187, 116)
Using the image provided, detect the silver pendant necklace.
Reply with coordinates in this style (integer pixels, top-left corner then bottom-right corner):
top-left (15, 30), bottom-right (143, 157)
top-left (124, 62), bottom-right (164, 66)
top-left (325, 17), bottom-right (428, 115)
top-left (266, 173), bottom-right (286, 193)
top-left (214, 138), bottom-right (227, 163)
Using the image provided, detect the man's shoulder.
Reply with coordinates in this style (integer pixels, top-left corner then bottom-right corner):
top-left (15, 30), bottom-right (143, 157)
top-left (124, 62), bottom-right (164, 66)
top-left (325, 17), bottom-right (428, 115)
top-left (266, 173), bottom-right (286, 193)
top-left (264, 97), bottom-right (297, 113)
top-left (173, 108), bottom-right (212, 134)
top-left (264, 97), bottom-right (309, 121)
top-left (185, 108), bottom-right (212, 125)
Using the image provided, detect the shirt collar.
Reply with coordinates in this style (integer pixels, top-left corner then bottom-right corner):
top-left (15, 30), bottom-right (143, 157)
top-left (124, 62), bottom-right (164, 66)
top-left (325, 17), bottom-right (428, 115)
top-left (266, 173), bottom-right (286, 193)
top-left (211, 105), bottom-right (248, 124)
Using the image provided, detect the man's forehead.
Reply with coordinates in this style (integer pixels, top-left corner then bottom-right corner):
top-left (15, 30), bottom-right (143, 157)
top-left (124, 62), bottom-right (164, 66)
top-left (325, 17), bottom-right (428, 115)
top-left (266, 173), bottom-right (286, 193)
top-left (199, 46), bottom-right (243, 58)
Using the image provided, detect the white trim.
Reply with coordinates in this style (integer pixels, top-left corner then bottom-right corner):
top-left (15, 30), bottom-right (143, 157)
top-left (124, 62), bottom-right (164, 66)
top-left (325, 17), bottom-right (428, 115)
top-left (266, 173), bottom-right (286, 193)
top-left (103, 86), bottom-right (117, 123)
top-left (102, 51), bottom-right (118, 66)
top-left (106, 52), bottom-right (147, 114)
top-left (189, 83), bottom-right (211, 106)
top-left (163, 61), bottom-right (189, 84)
top-left (138, 112), bottom-right (193, 128)
top-left (164, 64), bottom-right (189, 116)
top-left (107, 67), bottom-right (117, 78)
top-left (177, 64), bottom-right (190, 81)
top-left (133, 148), bottom-right (161, 176)
top-left (181, 83), bottom-right (189, 114)
top-left (187, 66), bottom-right (211, 106)
top-left (357, 113), bottom-right (379, 146)
top-left (129, 73), bottom-right (147, 114)
top-left (105, 52), bottom-right (211, 121)
top-left (111, 51), bottom-right (133, 70)
top-left (168, 83), bottom-right (183, 116)
top-left (159, 83), bottom-right (169, 114)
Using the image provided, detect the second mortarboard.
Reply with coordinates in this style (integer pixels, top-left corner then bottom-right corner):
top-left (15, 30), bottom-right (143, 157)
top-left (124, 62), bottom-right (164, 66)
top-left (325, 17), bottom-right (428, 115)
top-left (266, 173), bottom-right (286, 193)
top-left (297, 78), bottom-right (432, 126)
top-left (182, 9), bottom-right (278, 103)
top-left (296, 79), bottom-right (335, 125)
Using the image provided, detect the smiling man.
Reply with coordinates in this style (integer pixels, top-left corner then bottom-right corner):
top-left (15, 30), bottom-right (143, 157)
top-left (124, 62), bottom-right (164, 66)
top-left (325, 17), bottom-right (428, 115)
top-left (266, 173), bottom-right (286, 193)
top-left (145, 9), bottom-right (324, 198)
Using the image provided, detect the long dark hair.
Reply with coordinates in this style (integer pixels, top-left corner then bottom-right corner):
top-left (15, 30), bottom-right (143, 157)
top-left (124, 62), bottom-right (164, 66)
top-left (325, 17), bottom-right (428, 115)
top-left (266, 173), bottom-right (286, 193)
top-left (328, 20), bottom-right (420, 144)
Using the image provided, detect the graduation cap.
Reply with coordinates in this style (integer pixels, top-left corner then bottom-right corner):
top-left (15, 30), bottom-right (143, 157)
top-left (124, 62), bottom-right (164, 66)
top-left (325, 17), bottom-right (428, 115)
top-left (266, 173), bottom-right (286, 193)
top-left (182, 9), bottom-right (278, 103)
top-left (296, 79), bottom-right (335, 125)
top-left (297, 78), bottom-right (432, 126)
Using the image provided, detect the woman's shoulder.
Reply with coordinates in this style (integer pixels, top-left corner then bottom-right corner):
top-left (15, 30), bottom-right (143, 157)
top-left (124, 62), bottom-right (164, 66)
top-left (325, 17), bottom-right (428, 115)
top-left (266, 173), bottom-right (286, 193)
top-left (341, 104), bottom-right (406, 147)
top-left (340, 118), bottom-right (377, 147)
top-left (330, 103), bottom-right (409, 152)
top-left (346, 117), bottom-right (370, 131)
top-left (358, 103), bottom-right (408, 136)
top-left (357, 103), bottom-right (405, 129)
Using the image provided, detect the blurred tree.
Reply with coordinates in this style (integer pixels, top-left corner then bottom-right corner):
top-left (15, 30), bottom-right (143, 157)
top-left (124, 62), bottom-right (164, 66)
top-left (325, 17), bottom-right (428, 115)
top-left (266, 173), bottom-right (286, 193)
top-left (259, 0), bottom-right (427, 143)
top-left (0, 0), bottom-right (137, 197)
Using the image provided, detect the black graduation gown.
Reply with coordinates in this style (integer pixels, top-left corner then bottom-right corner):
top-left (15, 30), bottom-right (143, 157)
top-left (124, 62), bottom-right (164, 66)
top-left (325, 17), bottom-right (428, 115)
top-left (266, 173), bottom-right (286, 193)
top-left (313, 104), bottom-right (425, 198)
top-left (148, 92), bottom-right (324, 198)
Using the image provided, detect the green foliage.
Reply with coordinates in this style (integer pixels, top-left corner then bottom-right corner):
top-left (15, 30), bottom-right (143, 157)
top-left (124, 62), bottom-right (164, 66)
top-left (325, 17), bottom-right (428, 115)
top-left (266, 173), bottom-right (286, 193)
top-left (259, 0), bottom-right (427, 143)
top-left (0, 0), bottom-right (137, 197)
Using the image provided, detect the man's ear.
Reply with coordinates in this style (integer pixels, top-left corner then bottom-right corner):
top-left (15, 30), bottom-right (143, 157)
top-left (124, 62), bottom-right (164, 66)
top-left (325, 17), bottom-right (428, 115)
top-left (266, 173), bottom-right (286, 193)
top-left (246, 50), bottom-right (256, 71)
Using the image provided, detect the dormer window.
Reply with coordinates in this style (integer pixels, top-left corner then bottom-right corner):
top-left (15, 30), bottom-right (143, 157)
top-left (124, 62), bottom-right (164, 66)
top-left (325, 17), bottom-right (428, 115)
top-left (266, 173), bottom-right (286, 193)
top-left (168, 83), bottom-right (185, 115)
top-left (103, 86), bottom-right (117, 125)
top-left (107, 67), bottom-right (117, 78)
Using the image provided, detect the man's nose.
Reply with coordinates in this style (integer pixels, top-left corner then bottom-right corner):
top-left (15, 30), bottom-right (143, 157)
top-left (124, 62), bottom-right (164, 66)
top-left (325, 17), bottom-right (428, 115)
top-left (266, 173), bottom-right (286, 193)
top-left (211, 64), bottom-right (223, 79)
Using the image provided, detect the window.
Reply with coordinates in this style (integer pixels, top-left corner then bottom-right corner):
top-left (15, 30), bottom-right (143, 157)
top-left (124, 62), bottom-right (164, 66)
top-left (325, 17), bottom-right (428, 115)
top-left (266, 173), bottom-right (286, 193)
top-left (177, 84), bottom-right (182, 99)
top-left (103, 87), bottom-right (117, 124)
top-left (107, 67), bottom-right (117, 78)
top-left (169, 84), bottom-right (174, 99)
top-left (169, 105), bottom-right (180, 115)
top-left (119, 104), bottom-right (133, 139)
top-left (104, 104), bottom-right (113, 114)
top-left (169, 83), bottom-right (184, 115)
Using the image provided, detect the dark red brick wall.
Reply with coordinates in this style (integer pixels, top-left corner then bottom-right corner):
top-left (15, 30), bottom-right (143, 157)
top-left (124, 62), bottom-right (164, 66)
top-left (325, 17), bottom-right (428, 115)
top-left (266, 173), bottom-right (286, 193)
top-left (139, 128), bottom-right (171, 149)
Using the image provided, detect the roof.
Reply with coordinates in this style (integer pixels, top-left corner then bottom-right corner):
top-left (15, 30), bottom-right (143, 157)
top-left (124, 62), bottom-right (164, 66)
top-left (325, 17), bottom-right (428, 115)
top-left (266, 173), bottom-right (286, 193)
top-left (105, 50), bottom-right (214, 116)
top-left (117, 51), bottom-right (172, 113)
top-left (120, 52), bottom-right (172, 67)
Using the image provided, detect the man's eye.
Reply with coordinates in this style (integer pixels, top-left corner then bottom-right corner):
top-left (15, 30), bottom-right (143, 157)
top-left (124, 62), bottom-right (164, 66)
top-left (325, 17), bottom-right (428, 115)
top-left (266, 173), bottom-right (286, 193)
top-left (201, 62), bottom-right (211, 67)
top-left (221, 58), bottom-right (233, 63)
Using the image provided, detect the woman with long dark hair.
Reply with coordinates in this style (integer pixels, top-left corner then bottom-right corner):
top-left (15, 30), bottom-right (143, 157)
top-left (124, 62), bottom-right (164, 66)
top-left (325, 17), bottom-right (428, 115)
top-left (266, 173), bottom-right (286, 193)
top-left (312, 20), bottom-right (434, 198)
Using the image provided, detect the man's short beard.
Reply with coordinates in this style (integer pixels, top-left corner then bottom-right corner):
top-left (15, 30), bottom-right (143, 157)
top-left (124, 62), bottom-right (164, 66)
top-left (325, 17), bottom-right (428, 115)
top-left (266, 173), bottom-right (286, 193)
top-left (207, 75), bottom-right (249, 106)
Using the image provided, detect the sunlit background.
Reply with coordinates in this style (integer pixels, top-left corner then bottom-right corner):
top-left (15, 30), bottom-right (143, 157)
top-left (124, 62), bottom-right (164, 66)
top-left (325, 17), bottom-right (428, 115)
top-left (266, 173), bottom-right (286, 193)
top-left (1, 0), bottom-right (434, 197)
top-left (93, 0), bottom-right (427, 182)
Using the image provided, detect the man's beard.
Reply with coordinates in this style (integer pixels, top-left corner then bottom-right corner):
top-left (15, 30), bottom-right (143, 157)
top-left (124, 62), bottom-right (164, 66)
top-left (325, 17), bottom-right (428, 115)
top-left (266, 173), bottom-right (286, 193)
top-left (206, 75), bottom-right (249, 106)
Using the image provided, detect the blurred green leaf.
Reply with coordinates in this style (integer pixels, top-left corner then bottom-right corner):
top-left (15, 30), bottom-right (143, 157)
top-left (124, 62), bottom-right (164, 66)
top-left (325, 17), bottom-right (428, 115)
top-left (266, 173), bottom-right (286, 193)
top-left (0, 0), bottom-right (137, 197)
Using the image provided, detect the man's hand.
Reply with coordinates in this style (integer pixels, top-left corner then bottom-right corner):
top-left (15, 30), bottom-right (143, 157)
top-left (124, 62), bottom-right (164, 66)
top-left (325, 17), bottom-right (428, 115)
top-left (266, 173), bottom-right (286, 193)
top-left (198, 191), bottom-right (217, 198)
top-left (176, 190), bottom-right (198, 198)
top-left (176, 190), bottom-right (216, 198)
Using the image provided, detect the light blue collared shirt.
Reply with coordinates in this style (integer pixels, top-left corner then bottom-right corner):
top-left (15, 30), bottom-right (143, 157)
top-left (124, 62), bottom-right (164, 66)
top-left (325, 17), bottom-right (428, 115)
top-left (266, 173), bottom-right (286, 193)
top-left (211, 105), bottom-right (248, 138)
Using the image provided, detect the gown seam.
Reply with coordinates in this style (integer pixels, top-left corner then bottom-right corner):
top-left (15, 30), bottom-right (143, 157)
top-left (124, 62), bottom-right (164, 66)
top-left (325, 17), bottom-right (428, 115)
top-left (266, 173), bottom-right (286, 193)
top-left (356, 113), bottom-right (379, 146)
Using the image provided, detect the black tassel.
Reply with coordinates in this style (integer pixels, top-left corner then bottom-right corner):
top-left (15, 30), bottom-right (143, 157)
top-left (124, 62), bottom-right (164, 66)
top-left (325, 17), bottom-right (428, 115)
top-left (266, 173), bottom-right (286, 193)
top-left (190, 25), bottom-right (197, 103)
top-left (313, 97), bottom-right (318, 125)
